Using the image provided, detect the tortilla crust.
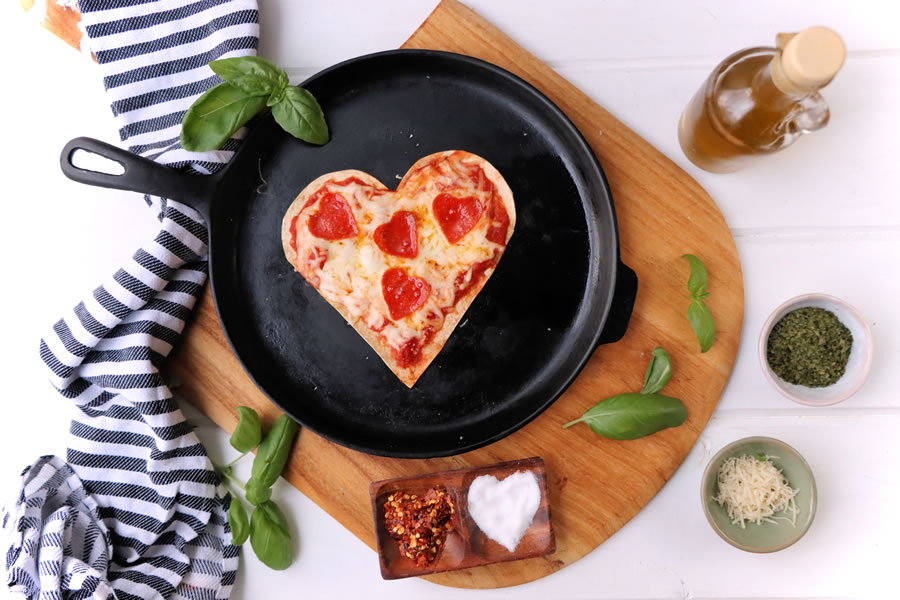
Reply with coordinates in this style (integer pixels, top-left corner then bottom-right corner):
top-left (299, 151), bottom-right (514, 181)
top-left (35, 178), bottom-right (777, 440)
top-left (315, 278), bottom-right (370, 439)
top-left (281, 152), bottom-right (515, 387)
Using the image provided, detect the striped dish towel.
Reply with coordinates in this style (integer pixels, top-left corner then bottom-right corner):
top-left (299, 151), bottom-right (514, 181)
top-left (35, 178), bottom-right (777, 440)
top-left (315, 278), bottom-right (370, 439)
top-left (3, 1), bottom-right (259, 598)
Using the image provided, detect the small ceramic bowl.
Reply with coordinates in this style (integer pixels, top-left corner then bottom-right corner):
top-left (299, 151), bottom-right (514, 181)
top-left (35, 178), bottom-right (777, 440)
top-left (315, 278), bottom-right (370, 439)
top-left (758, 293), bottom-right (873, 406)
top-left (702, 437), bottom-right (817, 553)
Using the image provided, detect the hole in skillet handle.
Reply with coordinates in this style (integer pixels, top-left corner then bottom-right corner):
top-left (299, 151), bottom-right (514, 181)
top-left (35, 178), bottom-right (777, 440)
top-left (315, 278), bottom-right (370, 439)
top-left (70, 149), bottom-right (125, 176)
top-left (596, 261), bottom-right (638, 346)
top-left (59, 136), bottom-right (214, 220)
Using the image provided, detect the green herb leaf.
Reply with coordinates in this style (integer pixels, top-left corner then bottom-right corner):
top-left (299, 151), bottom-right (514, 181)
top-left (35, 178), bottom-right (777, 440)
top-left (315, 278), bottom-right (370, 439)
top-left (182, 57), bottom-right (328, 152)
top-left (250, 501), bottom-right (293, 570)
top-left (752, 452), bottom-right (768, 462)
top-left (271, 86), bottom-right (329, 145)
top-left (244, 477), bottom-right (272, 506)
top-left (228, 495), bottom-right (250, 545)
top-left (688, 299), bottom-right (715, 353)
top-left (562, 392), bottom-right (687, 440)
top-left (209, 56), bottom-right (287, 97)
top-left (251, 415), bottom-right (300, 489)
top-left (266, 86), bottom-right (287, 107)
top-left (640, 347), bottom-right (672, 395)
top-left (180, 82), bottom-right (267, 152)
top-left (682, 254), bottom-right (708, 298)
top-left (230, 406), bottom-right (262, 453)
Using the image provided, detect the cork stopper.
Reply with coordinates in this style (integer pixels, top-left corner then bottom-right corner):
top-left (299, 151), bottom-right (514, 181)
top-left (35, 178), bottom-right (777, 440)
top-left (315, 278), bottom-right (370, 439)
top-left (771, 27), bottom-right (845, 95)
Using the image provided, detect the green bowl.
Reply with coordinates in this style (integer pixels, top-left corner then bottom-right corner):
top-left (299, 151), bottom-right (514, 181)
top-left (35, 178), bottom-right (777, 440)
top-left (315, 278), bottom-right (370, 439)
top-left (701, 437), bottom-right (817, 552)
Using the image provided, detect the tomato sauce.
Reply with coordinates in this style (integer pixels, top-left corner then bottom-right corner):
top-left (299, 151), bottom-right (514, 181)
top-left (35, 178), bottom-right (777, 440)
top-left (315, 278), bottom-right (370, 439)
top-left (485, 193), bottom-right (510, 246)
top-left (392, 325), bottom-right (436, 368)
top-left (453, 255), bottom-right (498, 306)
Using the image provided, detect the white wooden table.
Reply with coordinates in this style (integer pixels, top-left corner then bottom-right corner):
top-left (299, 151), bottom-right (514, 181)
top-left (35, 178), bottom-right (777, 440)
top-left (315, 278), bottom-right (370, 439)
top-left (1, 1), bottom-right (898, 598)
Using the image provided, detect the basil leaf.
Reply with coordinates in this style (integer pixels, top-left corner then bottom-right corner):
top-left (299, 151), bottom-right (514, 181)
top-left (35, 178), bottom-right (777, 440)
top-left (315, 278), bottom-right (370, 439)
top-left (688, 299), bottom-right (715, 353)
top-left (271, 86), bottom-right (329, 145)
top-left (753, 453), bottom-right (768, 462)
top-left (180, 82), bottom-right (267, 152)
top-left (230, 406), bottom-right (262, 453)
top-left (228, 495), bottom-right (250, 545)
top-left (682, 254), bottom-right (708, 298)
top-left (266, 85), bottom-right (287, 108)
top-left (209, 56), bottom-right (287, 97)
top-left (250, 501), bottom-right (293, 570)
top-left (244, 477), bottom-right (272, 506)
top-left (563, 393), bottom-right (687, 440)
top-left (251, 415), bottom-right (299, 489)
top-left (641, 347), bottom-right (672, 395)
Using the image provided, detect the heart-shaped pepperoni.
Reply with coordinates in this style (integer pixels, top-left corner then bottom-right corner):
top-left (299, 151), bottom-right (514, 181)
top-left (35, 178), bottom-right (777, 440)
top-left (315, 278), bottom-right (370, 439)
top-left (382, 267), bottom-right (431, 320)
top-left (433, 193), bottom-right (484, 244)
top-left (374, 211), bottom-right (418, 258)
top-left (308, 192), bottom-right (358, 240)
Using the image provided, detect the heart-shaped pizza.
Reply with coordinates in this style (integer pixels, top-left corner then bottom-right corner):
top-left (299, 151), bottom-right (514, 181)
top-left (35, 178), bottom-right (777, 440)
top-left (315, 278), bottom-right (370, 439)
top-left (281, 151), bottom-right (515, 387)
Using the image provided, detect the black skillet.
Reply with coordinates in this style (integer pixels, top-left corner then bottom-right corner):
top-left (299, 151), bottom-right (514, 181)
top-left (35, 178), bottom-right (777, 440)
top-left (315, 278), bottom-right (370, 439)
top-left (60, 50), bottom-right (637, 458)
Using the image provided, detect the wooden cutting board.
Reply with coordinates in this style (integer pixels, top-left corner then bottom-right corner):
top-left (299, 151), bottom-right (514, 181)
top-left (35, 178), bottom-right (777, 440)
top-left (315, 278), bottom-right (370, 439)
top-left (172, 0), bottom-right (743, 588)
top-left (38, 0), bottom-right (743, 588)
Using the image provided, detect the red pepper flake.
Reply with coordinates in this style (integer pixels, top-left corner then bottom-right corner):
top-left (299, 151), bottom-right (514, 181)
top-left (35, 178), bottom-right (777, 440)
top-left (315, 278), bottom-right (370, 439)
top-left (383, 487), bottom-right (455, 568)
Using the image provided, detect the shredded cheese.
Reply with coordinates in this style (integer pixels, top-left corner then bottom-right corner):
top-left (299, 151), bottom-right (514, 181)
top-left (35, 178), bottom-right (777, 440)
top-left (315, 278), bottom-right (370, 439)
top-left (713, 454), bottom-right (799, 529)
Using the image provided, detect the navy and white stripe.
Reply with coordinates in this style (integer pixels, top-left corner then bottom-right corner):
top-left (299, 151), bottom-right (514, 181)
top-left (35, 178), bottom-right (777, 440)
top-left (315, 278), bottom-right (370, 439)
top-left (3, 1), bottom-right (257, 598)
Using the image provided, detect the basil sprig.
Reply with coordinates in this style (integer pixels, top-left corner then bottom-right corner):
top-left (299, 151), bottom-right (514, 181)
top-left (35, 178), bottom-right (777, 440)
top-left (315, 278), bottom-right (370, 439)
top-left (563, 347), bottom-right (688, 440)
top-left (215, 407), bottom-right (300, 570)
top-left (181, 56), bottom-right (328, 152)
top-left (682, 254), bottom-right (715, 353)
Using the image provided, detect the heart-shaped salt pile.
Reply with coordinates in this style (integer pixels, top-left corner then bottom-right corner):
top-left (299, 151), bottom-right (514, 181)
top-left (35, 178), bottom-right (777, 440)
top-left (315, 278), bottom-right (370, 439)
top-left (466, 470), bottom-right (540, 552)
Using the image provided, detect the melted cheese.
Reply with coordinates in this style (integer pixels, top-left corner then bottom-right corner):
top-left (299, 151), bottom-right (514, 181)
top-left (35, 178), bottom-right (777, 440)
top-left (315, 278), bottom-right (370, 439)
top-left (713, 454), bottom-right (799, 528)
top-left (291, 152), bottom-right (508, 358)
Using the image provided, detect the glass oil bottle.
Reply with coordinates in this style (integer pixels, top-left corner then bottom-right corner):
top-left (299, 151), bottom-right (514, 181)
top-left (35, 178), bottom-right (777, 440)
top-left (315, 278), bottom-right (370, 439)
top-left (678, 26), bottom-right (845, 173)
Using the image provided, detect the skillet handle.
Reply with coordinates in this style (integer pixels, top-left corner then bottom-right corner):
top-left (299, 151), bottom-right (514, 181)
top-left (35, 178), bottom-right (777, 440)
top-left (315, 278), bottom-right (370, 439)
top-left (596, 261), bottom-right (638, 346)
top-left (60, 137), bottom-right (214, 219)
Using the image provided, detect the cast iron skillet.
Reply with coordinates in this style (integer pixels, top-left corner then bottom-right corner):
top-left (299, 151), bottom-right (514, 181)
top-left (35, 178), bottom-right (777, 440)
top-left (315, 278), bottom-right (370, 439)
top-left (60, 50), bottom-right (637, 458)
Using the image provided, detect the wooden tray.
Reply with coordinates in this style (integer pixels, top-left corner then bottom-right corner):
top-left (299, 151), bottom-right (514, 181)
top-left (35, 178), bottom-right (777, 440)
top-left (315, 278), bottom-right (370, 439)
top-left (371, 457), bottom-right (554, 580)
top-left (39, 0), bottom-right (743, 589)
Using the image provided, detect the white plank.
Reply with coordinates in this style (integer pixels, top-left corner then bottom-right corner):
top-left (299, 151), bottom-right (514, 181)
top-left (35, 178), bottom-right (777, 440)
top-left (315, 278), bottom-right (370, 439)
top-left (259, 0), bottom-right (900, 68)
top-left (1, 1), bottom-right (898, 599)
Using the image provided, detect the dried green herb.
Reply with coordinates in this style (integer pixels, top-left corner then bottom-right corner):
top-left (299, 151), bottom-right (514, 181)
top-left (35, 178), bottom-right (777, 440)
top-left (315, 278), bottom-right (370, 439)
top-left (766, 307), bottom-right (852, 387)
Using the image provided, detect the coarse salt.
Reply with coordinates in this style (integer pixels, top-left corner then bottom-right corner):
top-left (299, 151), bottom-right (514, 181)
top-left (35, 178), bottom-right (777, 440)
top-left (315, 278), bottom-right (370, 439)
top-left (467, 470), bottom-right (540, 552)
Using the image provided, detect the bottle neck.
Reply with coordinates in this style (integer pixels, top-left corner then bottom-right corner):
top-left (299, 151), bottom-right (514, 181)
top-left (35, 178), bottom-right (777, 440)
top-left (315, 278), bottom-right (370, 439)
top-left (754, 58), bottom-right (812, 109)
top-left (769, 54), bottom-right (818, 96)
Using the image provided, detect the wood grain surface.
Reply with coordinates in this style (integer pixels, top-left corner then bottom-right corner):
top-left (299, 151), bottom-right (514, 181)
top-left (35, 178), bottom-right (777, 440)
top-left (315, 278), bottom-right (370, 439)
top-left (167, 0), bottom-right (744, 589)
